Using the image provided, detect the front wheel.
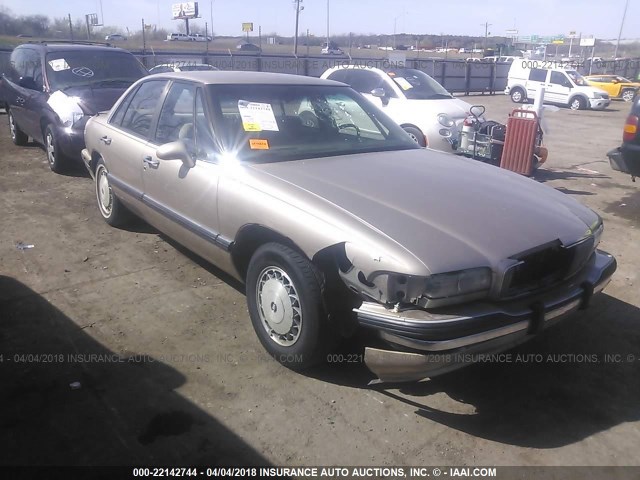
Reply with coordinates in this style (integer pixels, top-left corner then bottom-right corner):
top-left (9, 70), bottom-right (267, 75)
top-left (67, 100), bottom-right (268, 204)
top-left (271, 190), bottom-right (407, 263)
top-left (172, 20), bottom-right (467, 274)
top-left (621, 88), bottom-right (636, 102)
top-left (510, 87), bottom-right (525, 103)
top-left (246, 243), bottom-right (333, 371)
top-left (569, 96), bottom-right (586, 111)
top-left (402, 126), bottom-right (427, 147)
top-left (95, 159), bottom-right (132, 227)
top-left (44, 125), bottom-right (70, 173)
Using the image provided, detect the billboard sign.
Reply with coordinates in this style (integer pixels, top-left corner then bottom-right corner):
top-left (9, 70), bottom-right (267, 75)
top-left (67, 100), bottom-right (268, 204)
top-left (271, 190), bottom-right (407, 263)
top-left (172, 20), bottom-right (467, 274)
top-left (580, 37), bottom-right (596, 47)
top-left (242, 22), bottom-right (254, 32)
top-left (172, 2), bottom-right (199, 20)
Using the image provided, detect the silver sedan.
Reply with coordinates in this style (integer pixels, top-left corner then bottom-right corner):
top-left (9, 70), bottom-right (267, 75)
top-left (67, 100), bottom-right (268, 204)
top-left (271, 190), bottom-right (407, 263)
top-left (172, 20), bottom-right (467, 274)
top-left (82, 71), bottom-right (616, 382)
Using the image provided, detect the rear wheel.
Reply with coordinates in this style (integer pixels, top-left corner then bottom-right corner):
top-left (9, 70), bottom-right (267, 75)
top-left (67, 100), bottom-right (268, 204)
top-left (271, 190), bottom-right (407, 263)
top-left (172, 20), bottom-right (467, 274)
top-left (402, 126), bottom-right (427, 147)
top-left (510, 87), bottom-right (525, 103)
top-left (569, 96), bottom-right (586, 111)
top-left (246, 242), bottom-right (333, 371)
top-left (621, 88), bottom-right (636, 102)
top-left (8, 109), bottom-right (28, 146)
top-left (44, 125), bottom-right (70, 173)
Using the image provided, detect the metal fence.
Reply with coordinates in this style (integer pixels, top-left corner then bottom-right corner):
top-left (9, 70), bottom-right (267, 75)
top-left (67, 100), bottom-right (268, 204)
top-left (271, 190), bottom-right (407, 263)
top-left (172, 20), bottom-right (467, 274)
top-left (2, 46), bottom-right (639, 94)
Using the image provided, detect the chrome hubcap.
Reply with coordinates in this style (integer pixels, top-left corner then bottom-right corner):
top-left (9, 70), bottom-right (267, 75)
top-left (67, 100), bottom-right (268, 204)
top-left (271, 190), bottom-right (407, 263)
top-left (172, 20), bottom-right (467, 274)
top-left (512, 91), bottom-right (522, 102)
top-left (256, 266), bottom-right (302, 346)
top-left (46, 133), bottom-right (55, 164)
top-left (571, 100), bottom-right (580, 110)
top-left (97, 168), bottom-right (112, 216)
top-left (623, 91), bottom-right (634, 101)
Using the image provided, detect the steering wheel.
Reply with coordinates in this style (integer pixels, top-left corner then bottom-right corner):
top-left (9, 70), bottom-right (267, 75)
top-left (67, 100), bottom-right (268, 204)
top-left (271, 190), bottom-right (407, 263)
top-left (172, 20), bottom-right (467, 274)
top-left (337, 123), bottom-right (361, 140)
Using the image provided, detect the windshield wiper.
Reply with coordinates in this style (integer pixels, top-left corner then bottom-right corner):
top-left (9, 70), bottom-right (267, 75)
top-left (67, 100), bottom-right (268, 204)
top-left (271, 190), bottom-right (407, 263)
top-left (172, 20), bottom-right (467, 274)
top-left (90, 79), bottom-right (134, 87)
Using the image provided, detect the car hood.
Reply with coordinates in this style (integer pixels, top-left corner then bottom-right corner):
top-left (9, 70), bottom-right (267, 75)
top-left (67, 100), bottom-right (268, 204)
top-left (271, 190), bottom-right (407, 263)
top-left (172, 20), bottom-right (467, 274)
top-left (251, 149), bottom-right (598, 273)
top-left (55, 85), bottom-right (132, 115)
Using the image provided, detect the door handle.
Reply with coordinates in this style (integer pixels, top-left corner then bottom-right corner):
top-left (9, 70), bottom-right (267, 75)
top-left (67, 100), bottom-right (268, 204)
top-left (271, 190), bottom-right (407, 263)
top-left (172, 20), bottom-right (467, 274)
top-left (143, 156), bottom-right (159, 167)
top-left (99, 135), bottom-right (112, 145)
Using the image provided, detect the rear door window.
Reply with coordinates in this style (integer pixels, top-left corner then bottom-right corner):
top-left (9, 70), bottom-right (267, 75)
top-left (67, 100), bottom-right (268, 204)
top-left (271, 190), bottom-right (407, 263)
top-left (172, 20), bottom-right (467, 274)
top-left (119, 80), bottom-right (168, 139)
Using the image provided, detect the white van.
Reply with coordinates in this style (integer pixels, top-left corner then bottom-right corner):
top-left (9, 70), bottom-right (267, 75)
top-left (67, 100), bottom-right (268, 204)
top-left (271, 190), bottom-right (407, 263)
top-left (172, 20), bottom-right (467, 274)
top-left (505, 61), bottom-right (610, 110)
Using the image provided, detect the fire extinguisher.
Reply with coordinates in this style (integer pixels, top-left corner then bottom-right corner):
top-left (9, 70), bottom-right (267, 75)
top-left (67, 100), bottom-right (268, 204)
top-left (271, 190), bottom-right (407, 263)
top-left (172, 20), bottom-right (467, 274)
top-left (460, 117), bottom-right (474, 151)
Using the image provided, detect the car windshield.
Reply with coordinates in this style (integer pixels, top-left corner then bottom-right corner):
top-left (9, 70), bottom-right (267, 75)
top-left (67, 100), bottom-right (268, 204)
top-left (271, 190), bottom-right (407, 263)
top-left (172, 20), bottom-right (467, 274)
top-left (566, 70), bottom-right (588, 86)
top-left (208, 84), bottom-right (418, 163)
top-left (386, 69), bottom-right (452, 100)
top-left (45, 51), bottom-right (147, 91)
top-left (616, 76), bottom-right (633, 83)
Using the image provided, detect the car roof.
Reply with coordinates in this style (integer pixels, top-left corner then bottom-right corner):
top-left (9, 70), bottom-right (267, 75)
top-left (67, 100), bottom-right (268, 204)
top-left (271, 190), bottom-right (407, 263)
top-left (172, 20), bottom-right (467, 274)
top-left (148, 71), bottom-right (344, 86)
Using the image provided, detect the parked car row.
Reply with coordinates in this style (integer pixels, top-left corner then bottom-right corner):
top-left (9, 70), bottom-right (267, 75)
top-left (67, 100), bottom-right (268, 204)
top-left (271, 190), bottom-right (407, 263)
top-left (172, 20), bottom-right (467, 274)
top-left (1, 42), bottom-right (617, 383)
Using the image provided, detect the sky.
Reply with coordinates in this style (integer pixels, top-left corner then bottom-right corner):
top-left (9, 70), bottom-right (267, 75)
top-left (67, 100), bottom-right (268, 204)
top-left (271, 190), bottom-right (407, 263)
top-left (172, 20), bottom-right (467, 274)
top-left (1, 0), bottom-right (638, 40)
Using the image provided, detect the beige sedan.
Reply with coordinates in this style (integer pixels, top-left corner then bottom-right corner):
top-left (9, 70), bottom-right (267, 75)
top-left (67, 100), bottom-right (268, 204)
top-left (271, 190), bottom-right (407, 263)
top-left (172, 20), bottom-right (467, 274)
top-left (82, 71), bottom-right (616, 382)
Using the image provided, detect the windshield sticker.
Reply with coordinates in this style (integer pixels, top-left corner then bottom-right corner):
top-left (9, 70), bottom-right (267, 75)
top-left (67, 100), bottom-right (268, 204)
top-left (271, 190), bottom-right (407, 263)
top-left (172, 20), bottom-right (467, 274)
top-left (48, 59), bottom-right (70, 72)
top-left (249, 138), bottom-right (270, 150)
top-left (394, 77), bottom-right (413, 91)
top-left (71, 67), bottom-right (95, 78)
top-left (238, 100), bottom-right (279, 132)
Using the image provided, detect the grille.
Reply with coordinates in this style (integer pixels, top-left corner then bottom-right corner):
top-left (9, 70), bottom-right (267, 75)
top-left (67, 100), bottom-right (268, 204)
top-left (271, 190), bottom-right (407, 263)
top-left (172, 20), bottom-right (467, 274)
top-left (502, 238), bottom-right (594, 298)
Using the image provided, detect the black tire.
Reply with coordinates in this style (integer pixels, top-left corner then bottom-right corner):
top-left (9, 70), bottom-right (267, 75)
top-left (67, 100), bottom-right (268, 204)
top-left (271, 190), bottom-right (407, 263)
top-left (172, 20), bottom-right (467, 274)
top-left (246, 242), bottom-right (333, 371)
top-left (94, 158), bottom-right (132, 227)
top-left (402, 126), bottom-right (427, 147)
top-left (569, 96), bottom-right (586, 111)
top-left (44, 124), bottom-right (70, 173)
top-left (621, 88), bottom-right (636, 102)
top-left (510, 87), bottom-right (526, 103)
top-left (8, 109), bottom-right (28, 146)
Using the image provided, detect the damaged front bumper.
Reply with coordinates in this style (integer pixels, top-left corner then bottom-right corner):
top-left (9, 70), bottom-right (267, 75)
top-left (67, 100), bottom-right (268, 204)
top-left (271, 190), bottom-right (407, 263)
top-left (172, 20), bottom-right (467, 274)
top-left (356, 250), bottom-right (616, 383)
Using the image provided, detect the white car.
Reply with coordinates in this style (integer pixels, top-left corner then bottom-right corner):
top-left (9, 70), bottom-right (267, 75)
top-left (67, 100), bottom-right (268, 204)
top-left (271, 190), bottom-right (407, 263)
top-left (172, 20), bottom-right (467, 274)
top-left (321, 42), bottom-right (343, 55)
top-left (167, 33), bottom-right (193, 41)
top-left (190, 33), bottom-right (212, 42)
top-left (505, 61), bottom-right (610, 110)
top-left (321, 65), bottom-right (474, 152)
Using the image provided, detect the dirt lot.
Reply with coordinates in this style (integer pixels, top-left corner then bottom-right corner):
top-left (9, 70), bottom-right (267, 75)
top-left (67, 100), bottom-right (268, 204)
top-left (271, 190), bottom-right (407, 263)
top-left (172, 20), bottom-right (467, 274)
top-left (0, 94), bottom-right (639, 472)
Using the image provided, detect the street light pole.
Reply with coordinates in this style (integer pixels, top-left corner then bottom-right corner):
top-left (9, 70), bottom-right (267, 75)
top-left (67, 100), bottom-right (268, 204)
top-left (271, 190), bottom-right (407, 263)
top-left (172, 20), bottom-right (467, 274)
top-left (326, 0), bottom-right (330, 49)
top-left (614, 0), bottom-right (630, 59)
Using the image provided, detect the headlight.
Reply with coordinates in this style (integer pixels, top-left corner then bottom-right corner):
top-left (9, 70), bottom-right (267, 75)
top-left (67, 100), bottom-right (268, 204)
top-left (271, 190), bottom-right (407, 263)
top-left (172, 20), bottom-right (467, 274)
top-left (424, 267), bottom-right (492, 299)
top-left (591, 218), bottom-right (604, 249)
top-left (437, 113), bottom-right (455, 127)
top-left (592, 92), bottom-right (605, 99)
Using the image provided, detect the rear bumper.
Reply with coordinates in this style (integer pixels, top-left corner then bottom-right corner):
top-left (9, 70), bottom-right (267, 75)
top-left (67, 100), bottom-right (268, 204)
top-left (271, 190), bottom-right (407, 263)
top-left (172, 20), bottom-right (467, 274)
top-left (357, 250), bottom-right (616, 383)
top-left (608, 144), bottom-right (640, 177)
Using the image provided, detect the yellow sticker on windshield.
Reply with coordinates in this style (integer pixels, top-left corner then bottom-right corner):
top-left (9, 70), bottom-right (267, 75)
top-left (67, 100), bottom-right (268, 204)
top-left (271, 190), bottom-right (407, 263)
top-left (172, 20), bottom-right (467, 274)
top-left (249, 139), bottom-right (270, 150)
top-left (243, 122), bottom-right (262, 132)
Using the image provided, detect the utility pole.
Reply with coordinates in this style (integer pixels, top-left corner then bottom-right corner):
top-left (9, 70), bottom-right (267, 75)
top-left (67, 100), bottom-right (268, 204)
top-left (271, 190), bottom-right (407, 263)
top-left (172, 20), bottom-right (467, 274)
top-left (293, 0), bottom-right (303, 55)
top-left (614, 0), bottom-right (629, 59)
top-left (68, 14), bottom-right (74, 40)
top-left (326, 0), bottom-right (330, 49)
top-left (481, 21), bottom-right (492, 51)
top-left (142, 18), bottom-right (146, 56)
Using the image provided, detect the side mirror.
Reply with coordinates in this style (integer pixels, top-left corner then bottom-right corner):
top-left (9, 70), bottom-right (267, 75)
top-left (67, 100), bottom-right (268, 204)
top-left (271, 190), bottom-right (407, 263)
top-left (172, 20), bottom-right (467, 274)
top-left (371, 87), bottom-right (389, 105)
top-left (18, 76), bottom-right (38, 90)
top-left (612, 79), bottom-right (619, 84)
top-left (156, 140), bottom-right (196, 169)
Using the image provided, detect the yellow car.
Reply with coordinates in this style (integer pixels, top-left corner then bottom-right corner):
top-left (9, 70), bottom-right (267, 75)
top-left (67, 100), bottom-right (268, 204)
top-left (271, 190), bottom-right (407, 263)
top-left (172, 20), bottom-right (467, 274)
top-left (585, 75), bottom-right (640, 102)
